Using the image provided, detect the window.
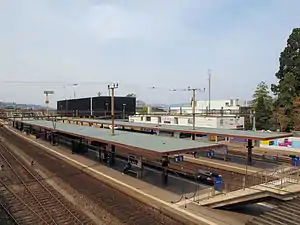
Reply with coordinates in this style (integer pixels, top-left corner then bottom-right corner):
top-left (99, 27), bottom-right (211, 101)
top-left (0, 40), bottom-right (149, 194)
top-left (220, 119), bottom-right (224, 126)
top-left (146, 116), bottom-right (151, 121)
top-left (174, 117), bottom-right (178, 124)
top-left (141, 117), bottom-right (144, 121)
top-left (158, 116), bottom-right (161, 123)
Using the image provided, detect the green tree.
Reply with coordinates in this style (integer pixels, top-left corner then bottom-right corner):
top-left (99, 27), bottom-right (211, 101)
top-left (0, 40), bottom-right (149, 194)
top-left (139, 106), bottom-right (148, 114)
top-left (252, 81), bottom-right (273, 130)
top-left (271, 28), bottom-right (300, 130)
top-left (292, 97), bottom-right (300, 130)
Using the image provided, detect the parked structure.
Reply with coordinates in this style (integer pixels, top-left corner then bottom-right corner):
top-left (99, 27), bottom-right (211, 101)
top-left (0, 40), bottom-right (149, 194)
top-left (57, 96), bottom-right (136, 118)
top-left (129, 114), bottom-right (245, 129)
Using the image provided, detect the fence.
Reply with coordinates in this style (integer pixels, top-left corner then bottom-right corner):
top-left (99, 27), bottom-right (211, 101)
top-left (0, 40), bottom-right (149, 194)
top-left (221, 165), bottom-right (300, 194)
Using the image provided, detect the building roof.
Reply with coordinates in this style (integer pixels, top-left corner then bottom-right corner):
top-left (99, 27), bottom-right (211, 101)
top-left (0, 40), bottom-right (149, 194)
top-left (67, 118), bottom-right (291, 140)
top-left (20, 120), bottom-right (223, 156)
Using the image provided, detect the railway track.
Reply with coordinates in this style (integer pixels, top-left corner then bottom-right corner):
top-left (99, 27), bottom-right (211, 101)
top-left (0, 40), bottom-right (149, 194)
top-left (0, 126), bottom-right (182, 225)
top-left (223, 142), bottom-right (293, 164)
top-left (0, 141), bottom-right (91, 225)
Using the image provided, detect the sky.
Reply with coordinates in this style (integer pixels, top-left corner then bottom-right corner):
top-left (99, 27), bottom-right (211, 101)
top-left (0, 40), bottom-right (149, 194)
top-left (0, 0), bottom-right (299, 107)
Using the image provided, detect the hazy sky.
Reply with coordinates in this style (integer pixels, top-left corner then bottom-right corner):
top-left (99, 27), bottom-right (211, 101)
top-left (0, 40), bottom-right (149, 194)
top-left (0, 0), bottom-right (299, 107)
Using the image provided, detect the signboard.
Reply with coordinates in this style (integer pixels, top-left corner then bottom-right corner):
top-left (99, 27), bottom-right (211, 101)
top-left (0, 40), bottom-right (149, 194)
top-left (128, 156), bottom-right (142, 168)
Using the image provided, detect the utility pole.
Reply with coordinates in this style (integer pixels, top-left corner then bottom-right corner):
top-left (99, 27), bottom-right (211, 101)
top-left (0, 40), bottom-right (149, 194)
top-left (208, 69), bottom-right (211, 114)
top-left (108, 83), bottom-right (118, 135)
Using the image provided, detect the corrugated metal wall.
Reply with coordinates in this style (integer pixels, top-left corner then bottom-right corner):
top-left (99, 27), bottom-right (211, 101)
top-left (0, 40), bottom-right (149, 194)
top-left (57, 96), bottom-right (136, 118)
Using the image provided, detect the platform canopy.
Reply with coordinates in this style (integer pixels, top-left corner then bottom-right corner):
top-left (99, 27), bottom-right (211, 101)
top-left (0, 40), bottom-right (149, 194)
top-left (67, 118), bottom-right (292, 141)
top-left (20, 120), bottom-right (224, 156)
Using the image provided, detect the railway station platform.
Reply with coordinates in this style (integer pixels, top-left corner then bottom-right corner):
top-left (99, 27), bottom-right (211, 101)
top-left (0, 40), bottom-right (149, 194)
top-left (4, 124), bottom-right (251, 225)
top-left (55, 117), bottom-right (291, 166)
top-left (184, 155), bottom-right (260, 174)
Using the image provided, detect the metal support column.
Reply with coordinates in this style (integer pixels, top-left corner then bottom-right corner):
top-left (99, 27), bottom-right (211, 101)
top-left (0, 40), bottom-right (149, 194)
top-left (247, 139), bottom-right (253, 165)
top-left (191, 134), bottom-right (196, 140)
top-left (161, 156), bottom-right (169, 185)
top-left (107, 144), bottom-right (115, 167)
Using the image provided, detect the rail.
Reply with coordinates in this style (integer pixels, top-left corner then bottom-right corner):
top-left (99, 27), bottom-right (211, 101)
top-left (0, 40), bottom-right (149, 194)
top-left (0, 178), bottom-right (48, 224)
top-left (0, 201), bottom-right (21, 225)
top-left (0, 141), bottom-right (84, 224)
top-left (0, 142), bottom-right (56, 224)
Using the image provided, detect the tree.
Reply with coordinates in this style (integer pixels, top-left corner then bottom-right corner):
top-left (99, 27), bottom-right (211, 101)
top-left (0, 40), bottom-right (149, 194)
top-left (292, 96), bottom-right (300, 130)
top-left (126, 93), bottom-right (136, 97)
top-left (139, 106), bottom-right (148, 114)
top-left (252, 81), bottom-right (273, 130)
top-left (271, 28), bottom-right (300, 130)
top-left (272, 107), bottom-right (290, 132)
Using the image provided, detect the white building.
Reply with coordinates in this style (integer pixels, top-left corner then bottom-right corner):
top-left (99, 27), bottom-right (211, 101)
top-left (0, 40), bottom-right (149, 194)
top-left (129, 115), bottom-right (244, 129)
top-left (170, 99), bottom-right (250, 114)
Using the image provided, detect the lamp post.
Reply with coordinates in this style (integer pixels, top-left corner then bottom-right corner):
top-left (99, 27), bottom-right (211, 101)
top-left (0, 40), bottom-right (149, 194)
top-left (44, 91), bottom-right (54, 116)
top-left (73, 83), bottom-right (78, 99)
top-left (108, 83), bottom-right (119, 135)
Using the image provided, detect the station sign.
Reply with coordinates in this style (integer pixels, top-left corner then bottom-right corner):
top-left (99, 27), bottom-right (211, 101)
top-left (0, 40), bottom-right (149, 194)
top-left (128, 155), bottom-right (142, 168)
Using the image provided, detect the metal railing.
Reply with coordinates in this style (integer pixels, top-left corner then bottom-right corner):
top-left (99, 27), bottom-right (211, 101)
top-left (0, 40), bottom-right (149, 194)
top-left (219, 165), bottom-right (300, 195)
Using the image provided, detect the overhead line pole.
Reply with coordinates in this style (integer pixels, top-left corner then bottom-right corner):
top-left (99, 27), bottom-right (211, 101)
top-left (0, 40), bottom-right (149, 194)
top-left (169, 87), bottom-right (205, 131)
top-left (208, 69), bottom-right (211, 114)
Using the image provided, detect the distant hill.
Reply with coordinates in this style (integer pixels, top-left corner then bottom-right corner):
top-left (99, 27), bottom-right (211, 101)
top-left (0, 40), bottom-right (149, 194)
top-left (148, 103), bottom-right (190, 107)
top-left (0, 101), bottom-right (46, 110)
